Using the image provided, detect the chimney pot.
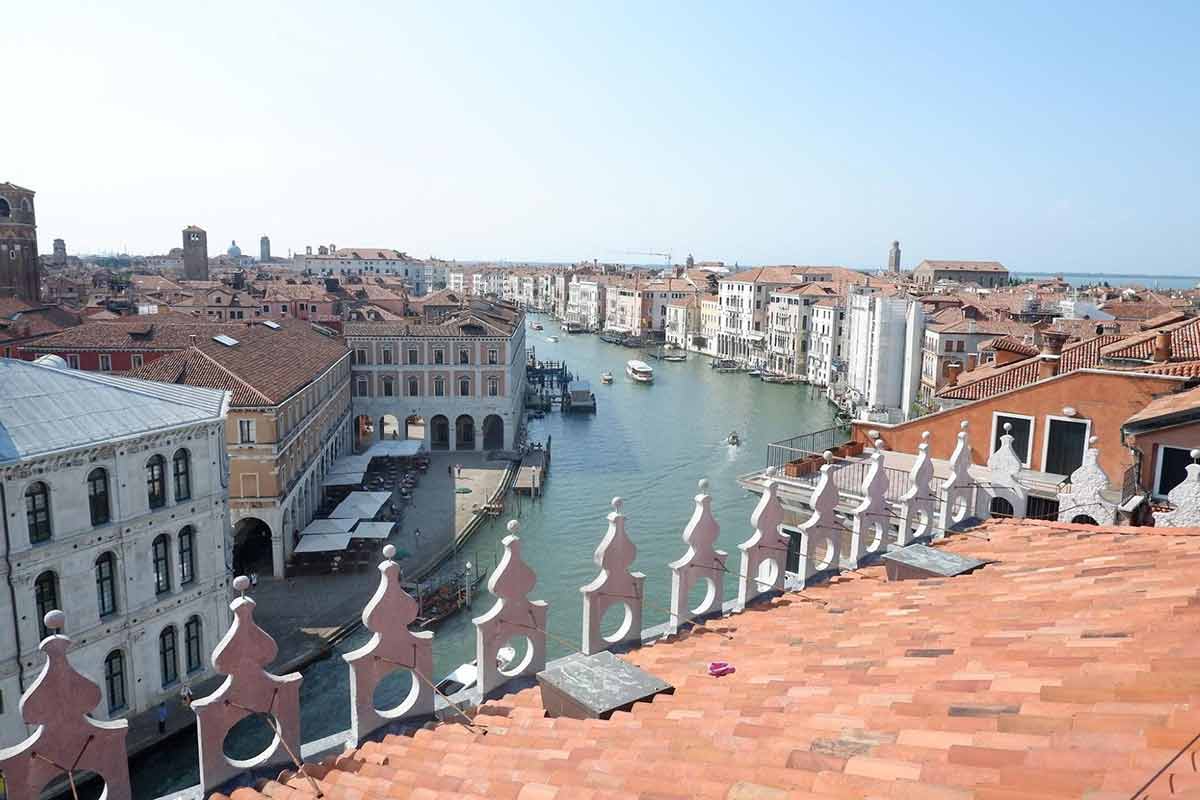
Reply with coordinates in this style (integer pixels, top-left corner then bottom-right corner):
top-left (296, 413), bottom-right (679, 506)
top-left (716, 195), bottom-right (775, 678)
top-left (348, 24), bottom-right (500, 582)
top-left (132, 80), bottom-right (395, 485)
top-left (945, 361), bottom-right (963, 386)
top-left (1154, 329), bottom-right (1173, 362)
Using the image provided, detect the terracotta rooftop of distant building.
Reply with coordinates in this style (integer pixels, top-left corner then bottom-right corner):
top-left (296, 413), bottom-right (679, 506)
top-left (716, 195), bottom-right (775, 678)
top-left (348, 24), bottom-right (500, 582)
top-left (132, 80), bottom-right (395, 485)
top-left (915, 259), bottom-right (1009, 272)
top-left (329, 248), bottom-right (409, 261)
top-left (1139, 310), bottom-right (1192, 331)
top-left (933, 317), bottom-right (1033, 337)
top-left (126, 320), bottom-right (348, 406)
top-left (979, 334), bottom-right (1038, 357)
top-left (216, 518), bottom-right (1200, 800)
top-left (1101, 317), bottom-right (1200, 363)
top-left (1098, 300), bottom-right (1174, 321)
top-left (936, 334), bottom-right (1126, 400)
top-left (344, 299), bottom-right (521, 338)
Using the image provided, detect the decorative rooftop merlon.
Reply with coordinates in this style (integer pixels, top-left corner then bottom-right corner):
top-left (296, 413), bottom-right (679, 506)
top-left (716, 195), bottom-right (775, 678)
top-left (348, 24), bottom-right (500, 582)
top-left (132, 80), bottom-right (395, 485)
top-left (737, 473), bottom-right (789, 609)
top-left (1155, 449), bottom-right (1200, 528)
top-left (897, 431), bottom-right (937, 545)
top-left (0, 611), bottom-right (131, 800)
top-left (669, 479), bottom-right (727, 633)
top-left (581, 497), bottom-right (646, 654)
top-left (848, 440), bottom-right (889, 568)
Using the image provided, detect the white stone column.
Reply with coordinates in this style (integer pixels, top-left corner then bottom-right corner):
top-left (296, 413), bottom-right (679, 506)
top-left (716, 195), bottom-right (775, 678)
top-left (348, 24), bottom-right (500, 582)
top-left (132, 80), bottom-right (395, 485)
top-left (985, 423), bottom-right (1028, 518)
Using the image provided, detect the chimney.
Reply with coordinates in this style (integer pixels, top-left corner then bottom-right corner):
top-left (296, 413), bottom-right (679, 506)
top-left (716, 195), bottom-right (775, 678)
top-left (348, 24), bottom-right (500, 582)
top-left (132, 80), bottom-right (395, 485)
top-left (967, 353), bottom-right (978, 371)
top-left (189, 334), bottom-right (198, 346)
top-left (1154, 329), bottom-right (1173, 362)
top-left (1038, 330), bottom-right (1070, 380)
top-left (945, 361), bottom-right (963, 386)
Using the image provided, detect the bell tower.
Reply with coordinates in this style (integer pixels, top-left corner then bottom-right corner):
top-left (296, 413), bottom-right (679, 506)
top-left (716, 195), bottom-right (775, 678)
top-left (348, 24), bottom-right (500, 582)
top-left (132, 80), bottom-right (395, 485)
top-left (0, 182), bottom-right (40, 302)
top-left (182, 225), bottom-right (209, 280)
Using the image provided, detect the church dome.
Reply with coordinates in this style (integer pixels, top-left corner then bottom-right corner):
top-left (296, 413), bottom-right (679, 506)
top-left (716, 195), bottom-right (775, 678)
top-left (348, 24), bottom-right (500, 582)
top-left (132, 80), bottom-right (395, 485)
top-left (228, 240), bottom-right (242, 257)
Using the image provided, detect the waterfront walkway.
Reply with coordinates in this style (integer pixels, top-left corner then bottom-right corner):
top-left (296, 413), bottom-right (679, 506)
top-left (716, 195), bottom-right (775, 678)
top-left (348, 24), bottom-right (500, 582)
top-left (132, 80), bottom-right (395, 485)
top-left (119, 450), bottom-right (515, 758)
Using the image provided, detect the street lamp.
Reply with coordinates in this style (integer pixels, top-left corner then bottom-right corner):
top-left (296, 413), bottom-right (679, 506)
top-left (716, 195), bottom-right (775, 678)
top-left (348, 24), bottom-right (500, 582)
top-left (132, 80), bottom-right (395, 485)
top-left (464, 561), bottom-right (473, 606)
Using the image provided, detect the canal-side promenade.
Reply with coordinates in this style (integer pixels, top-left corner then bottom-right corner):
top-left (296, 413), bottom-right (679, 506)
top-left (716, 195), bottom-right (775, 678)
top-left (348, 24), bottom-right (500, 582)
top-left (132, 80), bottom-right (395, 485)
top-left (118, 451), bottom-right (515, 759)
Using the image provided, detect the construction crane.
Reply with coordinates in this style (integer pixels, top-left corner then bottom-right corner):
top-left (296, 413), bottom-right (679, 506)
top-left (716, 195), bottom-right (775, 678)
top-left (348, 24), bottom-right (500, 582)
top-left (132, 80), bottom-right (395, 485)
top-left (619, 250), bottom-right (672, 268)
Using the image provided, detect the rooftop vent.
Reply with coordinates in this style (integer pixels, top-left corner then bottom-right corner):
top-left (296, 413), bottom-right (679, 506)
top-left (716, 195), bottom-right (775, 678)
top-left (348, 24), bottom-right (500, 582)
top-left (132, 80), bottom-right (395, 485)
top-left (262, 320), bottom-right (281, 330)
top-left (212, 334), bottom-right (239, 347)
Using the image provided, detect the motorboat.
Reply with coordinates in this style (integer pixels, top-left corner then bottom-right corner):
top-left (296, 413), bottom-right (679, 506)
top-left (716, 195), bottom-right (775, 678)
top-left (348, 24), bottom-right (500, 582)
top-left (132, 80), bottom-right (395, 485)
top-left (434, 646), bottom-right (516, 696)
top-left (564, 321), bottom-right (585, 334)
top-left (727, 431), bottom-right (741, 446)
top-left (663, 352), bottom-right (687, 362)
top-left (626, 359), bottom-right (654, 383)
top-left (531, 322), bottom-right (544, 331)
top-left (747, 369), bottom-right (762, 378)
top-left (710, 358), bottom-right (740, 373)
top-left (546, 336), bottom-right (559, 343)
top-left (600, 371), bottom-right (614, 384)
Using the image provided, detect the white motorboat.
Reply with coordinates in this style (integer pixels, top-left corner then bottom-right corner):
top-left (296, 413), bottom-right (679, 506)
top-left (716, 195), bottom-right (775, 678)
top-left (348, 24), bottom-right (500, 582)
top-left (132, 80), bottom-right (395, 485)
top-left (546, 336), bottom-right (559, 343)
top-left (600, 371), bottom-right (614, 384)
top-left (626, 359), bottom-right (654, 383)
top-left (434, 646), bottom-right (516, 696)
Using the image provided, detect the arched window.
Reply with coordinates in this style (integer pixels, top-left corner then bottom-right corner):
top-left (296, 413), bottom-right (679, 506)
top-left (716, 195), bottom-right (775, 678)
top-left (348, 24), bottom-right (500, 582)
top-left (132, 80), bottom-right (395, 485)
top-left (34, 571), bottom-right (59, 638)
top-left (96, 552), bottom-right (118, 617)
top-left (459, 376), bottom-right (471, 397)
top-left (179, 526), bottom-right (195, 585)
top-left (185, 615), bottom-right (204, 673)
top-left (160, 626), bottom-right (179, 686)
top-left (434, 376), bottom-right (445, 397)
top-left (146, 455), bottom-right (167, 509)
top-left (88, 468), bottom-right (110, 526)
top-left (25, 482), bottom-right (51, 543)
top-left (104, 650), bottom-right (127, 713)
top-left (153, 534), bottom-right (171, 594)
top-left (407, 377), bottom-right (419, 396)
top-left (173, 449), bottom-right (191, 501)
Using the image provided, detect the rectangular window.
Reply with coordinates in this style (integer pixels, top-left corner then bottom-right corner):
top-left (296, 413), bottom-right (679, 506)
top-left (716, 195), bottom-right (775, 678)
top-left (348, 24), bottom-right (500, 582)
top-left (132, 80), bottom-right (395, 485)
top-left (185, 618), bottom-right (203, 673)
top-left (354, 348), bottom-right (368, 365)
top-left (147, 457), bottom-right (167, 509)
top-left (993, 413), bottom-right (1034, 466)
top-left (459, 349), bottom-right (470, 364)
top-left (381, 347), bottom-right (394, 365)
top-left (131, 353), bottom-right (143, 368)
top-left (153, 537), bottom-right (171, 594)
top-left (355, 376), bottom-right (368, 397)
top-left (239, 420), bottom-right (255, 443)
top-left (66, 354), bottom-right (80, 369)
top-left (434, 349), bottom-right (445, 365)
top-left (1156, 446), bottom-right (1193, 497)
top-left (407, 348), bottom-right (419, 364)
top-left (99, 354), bottom-right (113, 371)
top-left (179, 531), bottom-right (195, 585)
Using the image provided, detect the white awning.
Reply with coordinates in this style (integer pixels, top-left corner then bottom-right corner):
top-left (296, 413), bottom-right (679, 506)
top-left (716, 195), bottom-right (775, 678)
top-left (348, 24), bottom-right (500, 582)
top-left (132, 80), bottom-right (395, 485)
top-left (351, 521), bottom-right (394, 539)
top-left (300, 518), bottom-right (357, 536)
top-left (293, 533), bottom-right (352, 554)
top-left (365, 440), bottom-right (424, 458)
top-left (322, 454), bottom-right (374, 487)
top-left (329, 490), bottom-right (393, 520)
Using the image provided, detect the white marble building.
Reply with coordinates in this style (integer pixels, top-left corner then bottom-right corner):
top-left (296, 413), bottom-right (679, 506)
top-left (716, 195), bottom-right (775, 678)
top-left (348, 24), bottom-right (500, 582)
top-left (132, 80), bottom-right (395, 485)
top-left (0, 358), bottom-right (231, 745)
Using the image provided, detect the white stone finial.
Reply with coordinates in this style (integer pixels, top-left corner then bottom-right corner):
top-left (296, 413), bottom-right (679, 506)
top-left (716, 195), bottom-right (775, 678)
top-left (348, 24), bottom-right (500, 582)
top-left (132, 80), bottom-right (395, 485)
top-left (1088, 436), bottom-right (1098, 447)
top-left (43, 609), bottom-right (65, 632)
top-left (873, 438), bottom-right (884, 449)
top-left (507, 519), bottom-right (521, 534)
top-left (344, 544), bottom-right (434, 740)
top-left (233, 575), bottom-right (250, 595)
top-left (382, 543), bottom-right (396, 560)
top-left (698, 478), bottom-right (709, 492)
top-left (867, 429), bottom-right (879, 440)
top-left (960, 420), bottom-right (969, 430)
top-left (612, 496), bottom-right (624, 511)
top-left (822, 450), bottom-right (833, 464)
top-left (921, 431), bottom-right (931, 442)
top-left (1192, 449), bottom-right (1200, 462)
top-left (899, 432), bottom-right (936, 544)
top-left (0, 610), bottom-right (131, 800)
top-left (1003, 422), bottom-right (1012, 433)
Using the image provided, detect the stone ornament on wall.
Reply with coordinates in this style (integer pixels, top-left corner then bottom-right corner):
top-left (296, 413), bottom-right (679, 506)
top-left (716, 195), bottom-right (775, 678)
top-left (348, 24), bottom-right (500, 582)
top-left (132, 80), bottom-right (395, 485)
top-left (192, 576), bottom-right (303, 792)
top-left (793, 453), bottom-right (846, 588)
top-left (1155, 450), bottom-right (1200, 528)
top-left (344, 544), bottom-right (434, 742)
top-left (1057, 438), bottom-right (1117, 526)
top-left (472, 521), bottom-right (548, 700)
top-left (581, 497), bottom-right (645, 654)
top-left (737, 474), bottom-right (790, 609)
top-left (0, 611), bottom-right (132, 800)
top-left (848, 440), bottom-right (889, 568)
top-left (985, 422), bottom-right (1028, 518)
top-left (668, 479), bottom-right (727, 633)
top-left (897, 432), bottom-right (937, 545)
top-left (940, 422), bottom-right (976, 533)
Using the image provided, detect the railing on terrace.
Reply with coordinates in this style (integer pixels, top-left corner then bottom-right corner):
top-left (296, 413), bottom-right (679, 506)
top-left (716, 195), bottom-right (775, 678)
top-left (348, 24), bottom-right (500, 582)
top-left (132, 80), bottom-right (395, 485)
top-left (760, 441), bottom-right (941, 506)
top-left (766, 425), bottom-right (849, 463)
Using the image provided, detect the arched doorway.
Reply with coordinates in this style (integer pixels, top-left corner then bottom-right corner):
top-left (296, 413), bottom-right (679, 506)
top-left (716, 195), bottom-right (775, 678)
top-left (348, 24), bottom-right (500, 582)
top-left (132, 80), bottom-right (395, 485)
top-left (405, 414), bottom-right (425, 441)
top-left (233, 517), bottom-right (274, 577)
top-left (483, 414), bottom-right (504, 450)
top-left (989, 497), bottom-right (1014, 518)
top-left (455, 415), bottom-right (476, 450)
top-left (1071, 514), bottom-right (1098, 525)
top-left (430, 415), bottom-right (450, 450)
top-left (354, 415), bottom-right (375, 451)
top-left (380, 414), bottom-right (401, 440)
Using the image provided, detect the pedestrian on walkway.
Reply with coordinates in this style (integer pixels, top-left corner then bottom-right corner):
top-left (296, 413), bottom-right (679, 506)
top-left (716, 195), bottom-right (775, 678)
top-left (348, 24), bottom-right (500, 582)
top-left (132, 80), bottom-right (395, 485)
top-left (448, 463), bottom-right (452, 477)
top-left (157, 701), bottom-right (168, 734)
top-left (180, 684), bottom-right (194, 708)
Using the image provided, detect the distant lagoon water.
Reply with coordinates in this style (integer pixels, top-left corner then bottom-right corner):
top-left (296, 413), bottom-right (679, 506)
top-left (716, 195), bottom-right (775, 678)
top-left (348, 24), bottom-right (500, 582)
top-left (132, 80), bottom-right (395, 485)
top-left (1015, 272), bottom-right (1198, 289)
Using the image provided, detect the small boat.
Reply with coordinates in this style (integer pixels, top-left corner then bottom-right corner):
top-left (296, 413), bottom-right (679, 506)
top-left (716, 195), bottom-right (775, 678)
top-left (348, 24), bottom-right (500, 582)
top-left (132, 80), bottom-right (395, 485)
top-left (563, 380), bottom-right (597, 413)
top-left (599, 332), bottom-right (625, 345)
top-left (748, 369), bottom-right (762, 378)
top-left (727, 431), bottom-right (740, 446)
top-left (711, 358), bottom-right (740, 373)
top-left (546, 336), bottom-right (559, 343)
top-left (626, 359), bottom-right (654, 383)
top-left (663, 352), bottom-right (687, 362)
top-left (532, 322), bottom-right (544, 331)
top-left (435, 646), bottom-right (516, 696)
top-left (564, 321), bottom-right (585, 334)
top-left (600, 371), bottom-right (614, 384)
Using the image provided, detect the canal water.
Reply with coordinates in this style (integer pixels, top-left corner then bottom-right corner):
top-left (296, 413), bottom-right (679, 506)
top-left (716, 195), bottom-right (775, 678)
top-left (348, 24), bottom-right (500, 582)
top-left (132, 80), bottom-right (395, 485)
top-left (131, 323), bottom-right (835, 798)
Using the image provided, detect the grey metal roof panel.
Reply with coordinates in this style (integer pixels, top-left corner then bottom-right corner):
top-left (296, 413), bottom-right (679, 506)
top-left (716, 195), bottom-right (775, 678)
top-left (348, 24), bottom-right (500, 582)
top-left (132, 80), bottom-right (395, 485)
top-left (0, 358), bottom-right (228, 464)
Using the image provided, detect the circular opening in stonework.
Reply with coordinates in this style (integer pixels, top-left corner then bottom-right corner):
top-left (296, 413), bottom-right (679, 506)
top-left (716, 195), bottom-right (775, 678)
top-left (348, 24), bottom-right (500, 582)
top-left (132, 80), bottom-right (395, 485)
top-left (42, 774), bottom-right (107, 800)
top-left (372, 667), bottom-right (419, 718)
top-left (600, 600), bottom-right (634, 644)
top-left (754, 558), bottom-right (780, 593)
top-left (688, 575), bottom-right (718, 616)
top-left (497, 634), bottom-right (535, 678)
top-left (866, 521), bottom-right (885, 554)
top-left (222, 711), bottom-right (280, 767)
top-left (951, 495), bottom-right (970, 524)
top-left (814, 538), bottom-right (837, 572)
top-left (913, 510), bottom-right (931, 539)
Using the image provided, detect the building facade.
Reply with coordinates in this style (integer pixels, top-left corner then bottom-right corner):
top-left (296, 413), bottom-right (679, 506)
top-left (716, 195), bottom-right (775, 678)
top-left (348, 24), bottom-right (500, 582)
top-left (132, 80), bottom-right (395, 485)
top-left (345, 299), bottom-right (525, 455)
top-left (0, 182), bottom-right (40, 303)
top-left (806, 300), bottom-right (844, 387)
top-left (912, 260), bottom-right (1009, 288)
top-left (0, 358), bottom-right (231, 745)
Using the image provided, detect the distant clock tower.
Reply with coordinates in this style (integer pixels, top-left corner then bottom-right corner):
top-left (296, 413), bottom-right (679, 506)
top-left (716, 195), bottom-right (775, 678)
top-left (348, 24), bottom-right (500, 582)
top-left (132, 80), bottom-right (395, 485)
top-left (0, 182), bottom-right (40, 302)
top-left (182, 225), bottom-right (209, 280)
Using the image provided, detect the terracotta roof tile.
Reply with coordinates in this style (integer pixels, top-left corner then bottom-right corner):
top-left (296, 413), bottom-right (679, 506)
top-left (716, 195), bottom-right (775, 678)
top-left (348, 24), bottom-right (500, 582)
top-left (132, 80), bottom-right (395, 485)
top-left (1124, 383), bottom-right (1200, 429)
top-left (218, 519), bottom-right (1200, 800)
top-left (937, 334), bottom-right (1126, 400)
top-left (916, 260), bottom-right (1008, 273)
top-left (1100, 317), bottom-right (1200, 363)
top-left (979, 335), bottom-right (1038, 357)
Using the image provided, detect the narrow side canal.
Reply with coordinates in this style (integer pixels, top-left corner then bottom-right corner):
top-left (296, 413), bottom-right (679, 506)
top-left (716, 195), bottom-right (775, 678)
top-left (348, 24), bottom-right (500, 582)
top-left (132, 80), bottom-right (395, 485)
top-left (132, 324), bottom-right (836, 798)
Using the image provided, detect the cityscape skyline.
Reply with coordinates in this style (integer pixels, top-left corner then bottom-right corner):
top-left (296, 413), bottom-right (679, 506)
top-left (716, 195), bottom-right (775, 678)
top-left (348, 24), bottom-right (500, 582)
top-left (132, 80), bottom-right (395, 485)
top-left (8, 2), bottom-right (1200, 274)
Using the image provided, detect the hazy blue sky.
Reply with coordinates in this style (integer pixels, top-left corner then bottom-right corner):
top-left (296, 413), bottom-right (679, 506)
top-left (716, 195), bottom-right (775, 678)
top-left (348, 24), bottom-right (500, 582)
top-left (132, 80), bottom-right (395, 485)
top-left (7, 2), bottom-right (1198, 274)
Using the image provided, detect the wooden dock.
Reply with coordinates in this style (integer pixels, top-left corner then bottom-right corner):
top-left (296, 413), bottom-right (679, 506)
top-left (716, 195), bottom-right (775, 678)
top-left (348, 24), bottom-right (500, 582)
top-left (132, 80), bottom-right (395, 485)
top-left (514, 443), bottom-right (551, 496)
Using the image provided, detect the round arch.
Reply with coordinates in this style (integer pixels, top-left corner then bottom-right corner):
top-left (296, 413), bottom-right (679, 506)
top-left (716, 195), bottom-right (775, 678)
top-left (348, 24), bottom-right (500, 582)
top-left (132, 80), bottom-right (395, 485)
top-left (430, 415), bottom-right (450, 450)
top-left (482, 414), bottom-right (505, 451)
top-left (232, 517), bottom-right (274, 577)
top-left (405, 414), bottom-right (426, 441)
top-left (380, 414), bottom-right (401, 440)
top-left (354, 414), bottom-right (375, 452)
top-left (1071, 514), bottom-right (1098, 526)
top-left (989, 497), bottom-right (1014, 518)
top-left (455, 415), bottom-right (476, 450)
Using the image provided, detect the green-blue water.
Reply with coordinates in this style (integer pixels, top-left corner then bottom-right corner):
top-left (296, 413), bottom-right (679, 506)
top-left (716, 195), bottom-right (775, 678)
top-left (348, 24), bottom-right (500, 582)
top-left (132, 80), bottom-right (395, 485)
top-left (132, 323), bottom-right (835, 798)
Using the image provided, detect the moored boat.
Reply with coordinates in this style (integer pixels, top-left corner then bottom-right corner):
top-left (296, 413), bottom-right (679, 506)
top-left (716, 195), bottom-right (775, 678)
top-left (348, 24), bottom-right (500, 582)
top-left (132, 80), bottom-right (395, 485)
top-left (435, 646), bottom-right (517, 696)
top-left (626, 359), bottom-right (654, 383)
top-left (600, 371), bottom-right (614, 384)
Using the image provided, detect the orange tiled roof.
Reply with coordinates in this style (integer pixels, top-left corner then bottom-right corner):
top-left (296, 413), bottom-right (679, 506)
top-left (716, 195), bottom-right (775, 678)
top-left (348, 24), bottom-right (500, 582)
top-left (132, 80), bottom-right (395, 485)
top-left (216, 518), bottom-right (1200, 800)
top-left (1100, 317), bottom-right (1200, 363)
top-left (1125, 383), bottom-right (1200, 429)
top-left (915, 259), bottom-right (1008, 273)
top-left (936, 334), bottom-right (1125, 400)
top-left (979, 334), bottom-right (1038, 357)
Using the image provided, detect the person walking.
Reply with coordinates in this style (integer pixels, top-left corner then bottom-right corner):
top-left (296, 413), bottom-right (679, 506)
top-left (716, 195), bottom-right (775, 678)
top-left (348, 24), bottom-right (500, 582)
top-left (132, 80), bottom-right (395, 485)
top-left (180, 683), bottom-right (194, 708)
